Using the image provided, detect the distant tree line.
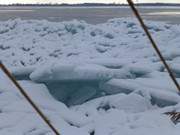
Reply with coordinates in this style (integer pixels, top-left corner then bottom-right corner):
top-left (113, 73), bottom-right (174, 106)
top-left (0, 3), bottom-right (180, 7)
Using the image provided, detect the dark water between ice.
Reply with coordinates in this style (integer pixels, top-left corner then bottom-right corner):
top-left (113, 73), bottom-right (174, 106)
top-left (0, 6), bottom-right (180, 24)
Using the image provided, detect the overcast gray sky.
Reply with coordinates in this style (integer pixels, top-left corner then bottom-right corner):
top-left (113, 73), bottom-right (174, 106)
top-left (0, 0), bottom-right (180, 4)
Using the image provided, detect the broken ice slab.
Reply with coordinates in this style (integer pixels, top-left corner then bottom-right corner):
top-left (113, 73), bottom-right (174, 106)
top-left (30, 63), bottom-right (114, 82)
top-left (100, 78), bottom-right (180, 107)
top-left (11, 66), bottom-right (36, 80)
top-left (67, 86), bottom-right (97, 106)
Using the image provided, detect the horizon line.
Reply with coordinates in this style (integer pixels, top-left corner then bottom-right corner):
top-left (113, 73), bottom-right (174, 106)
top-left (1, 2), bottom-right (180, 5)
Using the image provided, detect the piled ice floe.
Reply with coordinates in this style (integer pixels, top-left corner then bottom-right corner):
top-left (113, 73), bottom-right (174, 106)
top-left (0, 70), bottom-right (90, 135)
top-left (1, 69), bottom-right (180, 135)
top-left (20, 59), bottom-right (179, 107)
top-left (1, 18), bottom-right (180, 68)
top-left (1, 18), bottom-right (180, 134)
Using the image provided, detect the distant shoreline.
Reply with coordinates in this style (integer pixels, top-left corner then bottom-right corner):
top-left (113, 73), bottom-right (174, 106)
top-left (1, 3), bottom-right (180, 7)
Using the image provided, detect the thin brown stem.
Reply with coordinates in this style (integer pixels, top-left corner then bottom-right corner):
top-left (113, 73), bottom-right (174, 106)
top-left (0, 62), bottom-right (60, 135)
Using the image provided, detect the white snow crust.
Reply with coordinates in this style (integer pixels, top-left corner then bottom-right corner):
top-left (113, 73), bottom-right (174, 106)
top-left (1, 18), bottom-right (180, 134)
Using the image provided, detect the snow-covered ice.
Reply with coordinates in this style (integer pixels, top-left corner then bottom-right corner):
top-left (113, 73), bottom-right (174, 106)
top-left (1, 18), bottom-right (180, 134)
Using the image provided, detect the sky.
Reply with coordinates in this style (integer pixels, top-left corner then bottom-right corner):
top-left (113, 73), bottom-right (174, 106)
top-left (0, 0), bottom-right (180, 4)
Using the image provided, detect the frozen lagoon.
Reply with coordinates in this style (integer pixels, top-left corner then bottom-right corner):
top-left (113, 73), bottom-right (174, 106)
top-left (1, 6), bottom-right (180, 24)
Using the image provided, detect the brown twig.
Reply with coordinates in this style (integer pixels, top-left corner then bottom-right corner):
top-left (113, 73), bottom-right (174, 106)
top-left (165, 112), bottom-right (180, 123)
top-left (127, 0), bottom-right (180, 92)
top-left (127, 0), bottom-right (180, 123)
top-left (0, 62), bottom-right (60, 135)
